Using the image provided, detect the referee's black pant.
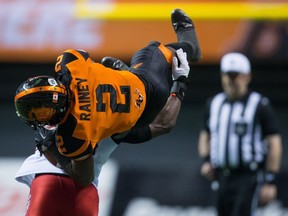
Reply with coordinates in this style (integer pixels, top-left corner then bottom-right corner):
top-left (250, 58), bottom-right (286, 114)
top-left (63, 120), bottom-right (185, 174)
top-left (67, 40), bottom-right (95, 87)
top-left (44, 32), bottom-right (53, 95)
top-left (216, 169), bottom-right (262, 216)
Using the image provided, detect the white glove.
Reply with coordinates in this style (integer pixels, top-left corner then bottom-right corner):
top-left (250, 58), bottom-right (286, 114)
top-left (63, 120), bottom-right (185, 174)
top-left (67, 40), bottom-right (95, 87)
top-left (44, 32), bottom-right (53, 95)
top-left (172, 48), bottom-right (190, 80)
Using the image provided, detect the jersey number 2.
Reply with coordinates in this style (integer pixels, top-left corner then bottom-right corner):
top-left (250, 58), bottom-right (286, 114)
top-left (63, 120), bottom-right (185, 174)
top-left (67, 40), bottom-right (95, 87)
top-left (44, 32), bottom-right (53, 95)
top-left (96, 84), bottom-right (130, 113)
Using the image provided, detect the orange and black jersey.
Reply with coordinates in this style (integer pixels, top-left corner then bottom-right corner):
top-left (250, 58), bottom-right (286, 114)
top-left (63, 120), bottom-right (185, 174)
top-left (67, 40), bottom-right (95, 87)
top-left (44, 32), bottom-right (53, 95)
top-left (54, 49), bottom-right (146, 160)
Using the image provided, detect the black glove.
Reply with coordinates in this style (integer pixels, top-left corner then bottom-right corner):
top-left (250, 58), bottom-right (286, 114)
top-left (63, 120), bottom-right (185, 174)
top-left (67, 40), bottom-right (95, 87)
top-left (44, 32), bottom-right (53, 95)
top-left (101, 56), bottom-right (129, 71)
top-left (34, 125), bottom-right (57, 155)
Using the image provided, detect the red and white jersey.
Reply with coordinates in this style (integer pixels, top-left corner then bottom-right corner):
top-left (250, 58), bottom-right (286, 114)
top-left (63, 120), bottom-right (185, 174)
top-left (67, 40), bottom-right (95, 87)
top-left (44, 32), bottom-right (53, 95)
top-left (15, 139), bottom-right (118, 187)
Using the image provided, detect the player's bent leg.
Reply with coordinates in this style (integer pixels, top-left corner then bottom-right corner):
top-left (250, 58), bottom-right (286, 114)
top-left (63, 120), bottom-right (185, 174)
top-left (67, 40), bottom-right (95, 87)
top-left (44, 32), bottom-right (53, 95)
top-left (26, 174), bottom-right (98, 216)
top-left (168, 8), bottom-right (202, 63)
top-left (130, 41), bottom-right (173, 127)
top-left (26, 174), bottom-right (74, 216)
top-left (75, 184), bottom-right (99, 216)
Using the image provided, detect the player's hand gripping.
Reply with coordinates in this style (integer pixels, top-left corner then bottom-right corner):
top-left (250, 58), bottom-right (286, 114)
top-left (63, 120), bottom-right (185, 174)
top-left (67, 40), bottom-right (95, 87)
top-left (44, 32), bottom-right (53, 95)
top-left (170, 48), bottom-right (190, 101)
top-left (34, 125), bottom-right (57, 155)
top-left (101, 56), bottom-right (129, 71)
top-left (172, 48), bottom-right (190, 80)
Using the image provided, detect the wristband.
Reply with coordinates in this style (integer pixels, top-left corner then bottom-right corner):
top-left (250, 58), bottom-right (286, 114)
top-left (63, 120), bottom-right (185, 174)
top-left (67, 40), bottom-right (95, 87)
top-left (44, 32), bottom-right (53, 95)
top-left (170, 76), bottom-right (189, 101)
top-left (265, 171), bottom-right (277, 185)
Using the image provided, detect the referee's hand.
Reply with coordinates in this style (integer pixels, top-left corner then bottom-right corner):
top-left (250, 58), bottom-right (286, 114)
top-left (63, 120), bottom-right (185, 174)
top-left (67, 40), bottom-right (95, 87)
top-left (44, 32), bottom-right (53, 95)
top-left (200, 162), bottom-right (215, 181)
top-left (259, 184), bottom-right (277, 206)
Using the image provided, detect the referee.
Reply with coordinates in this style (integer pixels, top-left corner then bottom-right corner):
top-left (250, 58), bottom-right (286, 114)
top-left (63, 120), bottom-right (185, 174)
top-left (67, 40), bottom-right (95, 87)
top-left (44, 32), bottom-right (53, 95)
top-left (198, 53), bottom-right (282, 216)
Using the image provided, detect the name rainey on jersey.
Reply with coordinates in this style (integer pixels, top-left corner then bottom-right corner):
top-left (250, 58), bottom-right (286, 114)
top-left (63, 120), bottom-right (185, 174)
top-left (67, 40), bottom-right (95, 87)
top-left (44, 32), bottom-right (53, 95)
top-left (76, 78), bottom-right (91, 121)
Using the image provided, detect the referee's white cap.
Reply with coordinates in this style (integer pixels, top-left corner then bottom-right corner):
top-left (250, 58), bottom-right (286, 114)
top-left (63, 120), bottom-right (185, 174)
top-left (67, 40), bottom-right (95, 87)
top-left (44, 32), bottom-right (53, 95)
top-left (220, 53), bottom-right (251, 74)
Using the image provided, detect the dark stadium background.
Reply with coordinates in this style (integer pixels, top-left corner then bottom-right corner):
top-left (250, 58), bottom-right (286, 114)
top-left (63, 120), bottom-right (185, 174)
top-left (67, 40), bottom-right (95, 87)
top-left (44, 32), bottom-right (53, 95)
top-left (1, 0), bottom-right (288, 215)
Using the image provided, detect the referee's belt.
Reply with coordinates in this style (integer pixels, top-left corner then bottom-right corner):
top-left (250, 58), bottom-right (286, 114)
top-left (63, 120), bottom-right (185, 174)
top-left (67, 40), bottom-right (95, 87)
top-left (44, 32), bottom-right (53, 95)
top-left (216, 163), bottom-right (262, 177)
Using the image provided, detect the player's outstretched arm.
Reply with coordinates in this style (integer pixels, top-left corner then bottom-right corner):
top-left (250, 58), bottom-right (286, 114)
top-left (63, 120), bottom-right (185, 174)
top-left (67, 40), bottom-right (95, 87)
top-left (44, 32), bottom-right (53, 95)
top-left (149, 48), bottom-right (190, 137)
top-left (149, 94), bottom-right (181, 137)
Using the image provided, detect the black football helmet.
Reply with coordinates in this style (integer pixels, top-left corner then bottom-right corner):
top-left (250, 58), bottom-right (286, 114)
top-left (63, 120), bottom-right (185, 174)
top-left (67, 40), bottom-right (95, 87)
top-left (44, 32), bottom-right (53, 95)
top-left (14, 75), bottom-right (69, 126)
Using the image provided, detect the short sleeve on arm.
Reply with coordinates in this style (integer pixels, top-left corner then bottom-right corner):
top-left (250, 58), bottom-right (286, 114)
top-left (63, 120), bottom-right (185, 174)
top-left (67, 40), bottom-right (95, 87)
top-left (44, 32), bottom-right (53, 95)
top-left (258, 97), bottom-right (279, 136)
top-left (202, 97), bottom-right (212, 133)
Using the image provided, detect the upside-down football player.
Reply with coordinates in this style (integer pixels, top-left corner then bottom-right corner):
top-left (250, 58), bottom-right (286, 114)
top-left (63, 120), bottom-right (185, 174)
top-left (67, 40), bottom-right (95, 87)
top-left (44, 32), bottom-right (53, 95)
top-left (14, 8), bottom-right (201, 216)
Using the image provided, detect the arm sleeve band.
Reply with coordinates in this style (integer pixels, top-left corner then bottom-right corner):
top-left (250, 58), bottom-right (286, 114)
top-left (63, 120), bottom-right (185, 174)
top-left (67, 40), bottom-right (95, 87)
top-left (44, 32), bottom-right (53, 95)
top-left (111, 126), bottom-right (152, 144)
top-left (265, 171), bottom-right (277, 185)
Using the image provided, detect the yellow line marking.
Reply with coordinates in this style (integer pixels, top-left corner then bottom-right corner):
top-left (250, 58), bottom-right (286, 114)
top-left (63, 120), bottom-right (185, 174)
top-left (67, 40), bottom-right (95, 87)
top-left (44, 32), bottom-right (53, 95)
top-left (75, 2), bottom-right (288, 20)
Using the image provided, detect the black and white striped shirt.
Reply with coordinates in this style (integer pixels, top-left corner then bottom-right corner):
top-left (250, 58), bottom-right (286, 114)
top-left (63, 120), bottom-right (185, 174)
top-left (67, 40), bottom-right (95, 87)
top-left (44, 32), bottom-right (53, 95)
top-left (203, 91), bottom-right (279, 170)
